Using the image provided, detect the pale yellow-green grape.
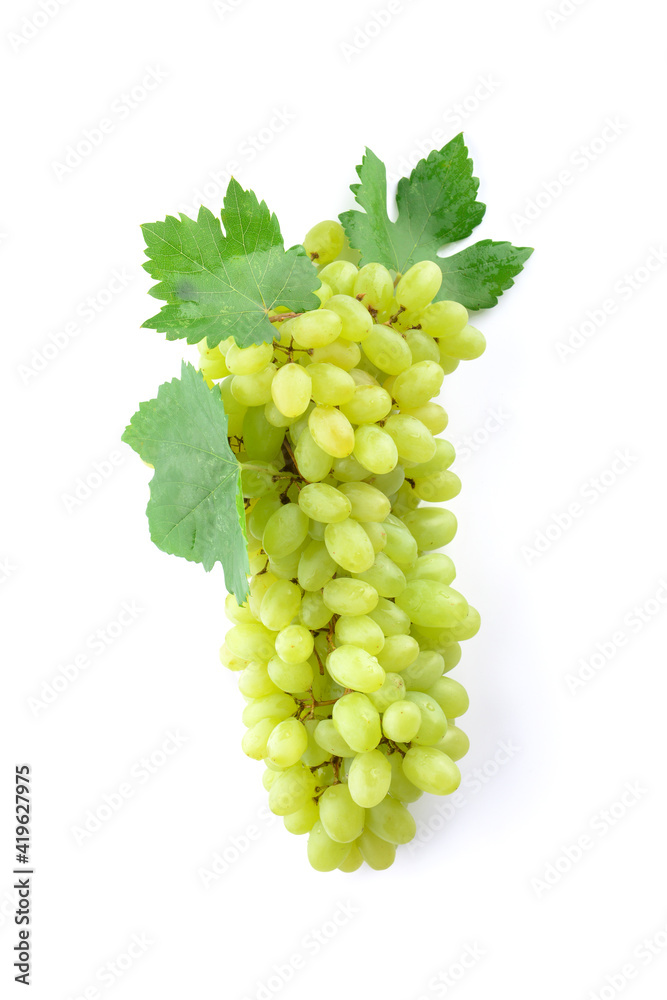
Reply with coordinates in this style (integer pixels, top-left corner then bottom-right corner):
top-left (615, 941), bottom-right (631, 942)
top-left (282, 309), bottom-right (342, 350)
top-left (382, 699), bottom-right (422, 742)
top-left (231, 363), bottom-right (276, 406)
top-left (327, 644), bottom-right (385, 693)
top-left (262, 767), bottom-right (278, 792)
top-left (269, 764), bottom-right (317, 816)
top-left (402, 507), bottom-right (458, 550)
top-left (322, 577), bottom-right (379, 616)
top-left (263, 503), bottom-right (310, 560)
top-left (307, 820), bottom-right (351, 871)
top-left (349, 367), bottom-right (378, 387)
top-left (314, 720), bottom-right (355, 758)
top-left (340, 385), bottom-right (393, 424)
top-left (362, 324), bottom-right (412, 375)
top-left (309, 337), bottom-right (361, 371)
top-left (239, 661), bottom-right (281, 699)
top-left (308, 363), bottom-right (356, 405)
top-left (324, 519), bottom-right (375, 573)
top-left (353, 262), bottom-right (394, 316)
top-left (319, 784), bottom-right (365, 843)
top-left (247, 571), bottom-right (278, 620)
top-left (354, 552), bottom-right (406, 599)
top-left (219, 644), bottom-right (249, 672)
top-left (372, 466), bottom-right (406, 497)
top-left (376, 634), bottom-right (420, 672)
top-left (438, 352), bottom-right (460, 375)
top-left (309, 405), bottom-right (355, 458)
top-left (300, 592), bottom-right (333, 630)
top-left (248, 495), bottom-right (282, 539)
top-left (366, 672), bottom-right (406, 712)
top-left (268, 543), bottom-right (308, 582)
top-left (357, 829), bottom-right (396, 870)
top-left (395, 579), bottom-right (468, 628)
top-left (405, 552), bottom-right (456, 586)
top-left (419, 299), bottom-right (468, 338)
top-left (259, 579), bottom-right (302, 631)
top-left (388, 752), bottom-right (423, 803)
top-left (402, 747), bottom-right (461, 795)
top-left (353, 424), bottom-right (398, 475)
top-left (198, 337), bottom-right (224, 361)
top-left (301, 720), bottom-right (331, 768)
top-left (303, 220), bottom-right (346, 265)
top-left (427, 676), bottom-right (470, 717)
top-left (267, 718), bottom-right (309, 768)
top-left (334, 615), bottom-right (385, 656)
top-left (438, 324), bottom-right (486, 360)
top-left (314, 281), bottom-right (333, 306)
top-left (401, 651), bottom-right (445, 692)
top-left (382, 517), bottom-right (418, 567)
top-left (332, 693), bottom-right (381, 753)
top-left (413, 470), bottom-right (462, 503)
top-left (242, 692), bottom-right (297, 728)
top-left (219, 376), bottom-right (247, 430)
top-left (402, 401), bottom-right (448, 435)
top-left (408, 438), bottom-right (455, 477)
top-left (294, 427), bottom-right (333, 482)
top-left (317, 261), bottom-right (358, 296)
top-left (365, 796), bottom-right (417, 845)
top-left (347, 750), bottom-right (392, 808)
top-left (384, 414), bottom-right (436, 464)
top-left (199, 357), bottom-right (229, 384)
top-left (405, 328), bottom-right (440, 363)
top-left (284, 799), bottom-right (319, 835)
top-left (298, 483), bottom-right (351, 523)
top-left (338, 844), bottom-right (364, 872)
top-left (242, 407), bottom-right (285, 462)
top-left (338, 482), bottom-right (391, 522)
top-left (438, 724), bottom-right (470, 762)
top-left (325, 295), bottom-right (374, 342)
top-left (267, 654), bottom-right (314, 694)
top-left (392, 360), bottom-right (444, 409)
top-left (225, 592), bottom-right (255, 625)
top-left (443, 643), bottom-right (462, 673)
top-left (241, 718), bottom-right (275, 760)
top-left (362, 521), bottom-right (388, 554)
top-left (297, 540), bottom-right (337, 592)
top-left (275, 624), bottom-right (314, 664)
top-left (395, 260), bottom-right (443, 312)
top-left (226, 340), bottom-right (273, 375)
top-left (368, 598), bottom-right (411, 636)
top-left (271, 363), bottom-right (312, 418)
top-left (404, 691), bottom-right (448, 745)
top-left (226, 623), bottom-right (276, 663)
top-left (432, 605), bottom-right (481, 643)
top-left (332, 454), bottom-right (369, 482)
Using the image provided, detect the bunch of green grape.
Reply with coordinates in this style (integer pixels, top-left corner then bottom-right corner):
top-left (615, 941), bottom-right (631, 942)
top-left (208, 220), bottom-right (483, 872)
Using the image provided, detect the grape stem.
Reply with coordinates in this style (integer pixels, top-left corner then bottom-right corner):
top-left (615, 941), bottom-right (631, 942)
top-left (268, 312), bottom-right (301, 323)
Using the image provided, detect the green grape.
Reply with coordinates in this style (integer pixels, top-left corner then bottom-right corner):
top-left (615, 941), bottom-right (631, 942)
top-left (241, 718), bottom-right (275, 760)
top-left (338, 844), bottom-right (364, 872)
top-left (301, 719), bottom-right (332, 768)
top-left (427, 677), bottom-right (470, 717)
top-left (443, 642), bottom-right (462, 673)
top-left (231, 363), bottom-right (276, 406)
top-left (243, 407), bottom-right (285, 462)
top-left (242, 692), bottom-right (297, 728)
top-left (300, 591), bottom-right (333, 629)
top-left (376, 634), bottom-right (420, 672)
top-left (309, 405), bottom-right (355, 458)
top-left (241, 461), bottom-right (280, 499)
top-left (353, 262), bottom-right (394, 316)
top-left (395, 579), bottom-right (468, 628)
top-left (392, 480), bottom-right (420, 515)
top-left (354, 552), bottom-right (406, 599)
top-left (438, 352), bottom-right (460, 375)
top-left (219, 642), bottom-right (248, 674)
top-left (247, 571), bottom-right (278, 618)
top-left (314, 281), bottom-right (333, 306)
top-left (384, 414), bottom-right (436, 464)
top-left (402, 747), bottom-right (461, 796)
top-left (220, 375), bottom-right (247, 415)
top-left (307, 362), bottom-right (356, 406)
top-left (319, 784), bottom-right (365, 843)
top-left (365, 795), bottom-right (416, 845)
top-left (404, 691), bottom-right (448, 745)
top-left (438, 324), bottom-right (486, 360)
top-left (388, 751), bottom-right (423, 803)
top-left (318, 261), bottom-right (358, 296)
top-left (361, 521), bottom-right (387, 553)
top-left (326, 644), bottom-right (385, 693)
top-left (294, 427), bottom-right (334, 482)
top-left (297, 540), bottom-right (337, 591)
top-left (334, 615), bottom-right (385, 656)
top-left (347, 750), bottom-right (392, 808)
top-left (298, 483), bottom-right (351, 523)
top-left (239, 661), bottom-right (281, 699)
top-left (332, 693), bottom-right (381, 753)
top-left (357, 828), bottom-right (396, 870)
top-left (434, 605), bottom-right (481, 642)
top-left (366, 672), bottom-right (405, 712)
top-left (267, 718), bottom-right (309, 768)
top-left (324, 519), bottom-right (375, 573)
top-left (309, 337), bottom-right (361, 370)
top-left (269, 764), bottom-right (317, 816)
top-left (271, 363), bottom-right (312, 418)
top-left (263, 766), bottom-right (279, 791)
top-left (413, 470), bottom-right (461, 502)
top-left (382, 517), bottom-right (419, 567)
top-left (401, 651), bottom-right (445, 692)
top-left (322, 577), bottom-right (379, 616)
top-left (349, 367), bottom-right (378, 387)
top-left (225, 592), bottom-right (254, 625)
top-left (263, 503), bottom-right (310, 559)
top-left (325, 295), bottom-right (374, 342)
top-left (332, 454), bottom-right (369, 482)
top-left (259, 579), bottom-right (302, 631)
top-left (267, 653), bottom-right (313, 694)
top-left (419, 299), bottom-right (468, 338)
top-left (437, 724), bottom-right (470, 762)
top-left (371, 465), bottom-right (406, 497)
top-left (393, 361), bottom-right (444, 409)
top-left (353, 424), bottom-right (398, 475)
top-left (405, 328), bottom-right (440, 363)
top-left (402, 507), bottom-right (457, 549)
top-left (395, 260), bottom-right (443, 312)
top-left (288, 405), bottom-right (315, 445)
top-left (226, 623), bottom-right (276, 663)
top-left (303, 220), bottom-right (345, 265)
top-left (405, 552), bottom-right (456, 586)
top-left (401, 401), bottom-right (448, 435)
top-left (275, 624), bottom-right (314, 664)
top-left (268, 541), bottom-right (308, 581)
top-left (367, 597), bottom-right (411, 636)
top-left (382, 699), bottom-right (422, 742)
top-left (226, 340), bottom-right (273, 375)
top-left (361, 324), bottom-right (412, 376)
top-left (248, 495), bottom-right (282, 540)
top-left (282, 308), bottom-right (342, 348)
top-left (340, 385), bottom-right (393, 424)
top-left (264, 398), bottom-right (295, 428)
top-left (404, 435), bottom-right (455, 480)
top-left (314, 720), bottom-right (356, 757)
top-left (307, 820), bottom-right (351, 871)
top-left (284, 799), bottom-right (319, 835)
top-left (338, 482), bottom-right (391, 522)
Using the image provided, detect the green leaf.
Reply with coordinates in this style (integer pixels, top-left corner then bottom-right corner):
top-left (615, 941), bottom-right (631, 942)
top-left (122, 361), bottom-right (249, 603)
top-left (339, 134), bottom-right (532, 309)
top-left (141, 178), bottom-right (321, 348)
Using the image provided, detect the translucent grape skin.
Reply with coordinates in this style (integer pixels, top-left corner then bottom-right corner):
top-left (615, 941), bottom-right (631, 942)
top-left (212, 221), bottom-right (489, 871)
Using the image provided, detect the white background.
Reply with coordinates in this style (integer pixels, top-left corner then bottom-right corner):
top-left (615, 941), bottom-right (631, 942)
top-left (2, 1), bottom-right (666, 998)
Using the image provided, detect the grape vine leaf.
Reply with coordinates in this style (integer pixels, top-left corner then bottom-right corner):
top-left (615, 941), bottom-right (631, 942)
top-left (141, 178), bottom-right (321, 348)
top-left (339, 133), bottom-right (533, 309)
top-left (122, 361), bottom-right (249, 603)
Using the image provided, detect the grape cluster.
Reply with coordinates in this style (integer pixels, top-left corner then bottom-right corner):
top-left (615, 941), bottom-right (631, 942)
top-left (209, 220), bottom-right (483, 871)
